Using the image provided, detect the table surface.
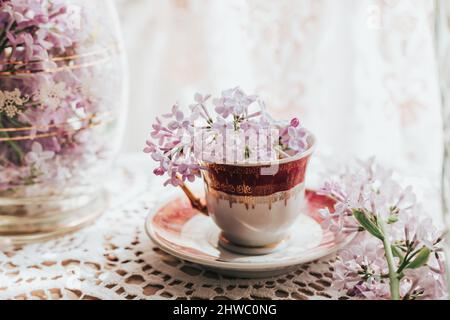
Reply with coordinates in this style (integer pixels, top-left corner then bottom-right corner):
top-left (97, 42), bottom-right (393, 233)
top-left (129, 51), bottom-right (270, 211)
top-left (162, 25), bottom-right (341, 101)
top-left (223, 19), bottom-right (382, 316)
top-left (0, 154), bottom-right (354, 300)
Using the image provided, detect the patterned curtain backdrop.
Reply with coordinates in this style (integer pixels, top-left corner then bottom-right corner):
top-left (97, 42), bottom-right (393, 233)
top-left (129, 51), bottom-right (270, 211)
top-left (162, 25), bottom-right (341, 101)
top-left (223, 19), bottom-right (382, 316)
top-left (115, 0), bottom-right (442, 199)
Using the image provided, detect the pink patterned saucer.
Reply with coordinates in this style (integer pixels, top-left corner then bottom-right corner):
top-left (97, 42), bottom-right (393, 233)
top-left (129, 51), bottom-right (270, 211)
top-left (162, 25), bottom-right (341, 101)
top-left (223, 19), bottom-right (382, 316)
top-left (145, 190), bottom-right (355, 278)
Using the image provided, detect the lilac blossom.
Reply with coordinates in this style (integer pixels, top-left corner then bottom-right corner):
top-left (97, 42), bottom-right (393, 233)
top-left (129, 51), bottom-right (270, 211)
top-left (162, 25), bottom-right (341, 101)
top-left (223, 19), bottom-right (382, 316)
top-left (25, 141), bottom-right (55, 166)
top-left (213, 87), bottom-right (257, 119)
top-left (144, 88), bottom-right (311, 186)
top-left (320, 158), bottom-right (447, 300)
top-left (279, 118), bottom-right (309, 153)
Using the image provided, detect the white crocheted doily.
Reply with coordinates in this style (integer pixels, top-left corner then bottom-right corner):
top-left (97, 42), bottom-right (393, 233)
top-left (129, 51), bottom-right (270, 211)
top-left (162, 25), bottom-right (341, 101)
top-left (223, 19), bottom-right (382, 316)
top-left (0, 155), bottom-right (349, 300)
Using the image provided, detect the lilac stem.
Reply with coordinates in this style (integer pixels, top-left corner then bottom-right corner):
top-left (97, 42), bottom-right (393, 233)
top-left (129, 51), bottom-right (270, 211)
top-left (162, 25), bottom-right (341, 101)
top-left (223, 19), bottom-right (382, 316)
top-left (379, 218), bottom-right (401, 300)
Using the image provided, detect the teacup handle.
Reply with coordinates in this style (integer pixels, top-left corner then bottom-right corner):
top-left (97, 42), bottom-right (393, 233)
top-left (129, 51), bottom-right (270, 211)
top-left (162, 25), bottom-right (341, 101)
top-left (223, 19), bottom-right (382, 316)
top-left (178, 176), bottom-right (209, 216)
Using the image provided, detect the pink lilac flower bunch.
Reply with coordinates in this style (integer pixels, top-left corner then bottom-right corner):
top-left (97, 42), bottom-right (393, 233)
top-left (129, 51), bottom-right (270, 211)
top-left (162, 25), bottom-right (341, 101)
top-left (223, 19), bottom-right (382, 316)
top-left (0, 1), bottom-right (122, 195)
top-left (280, 117), bottom-right (308, 154)
top-left (319, 158), bottom-right (447, 300)
top-left (144, 88), bottom-right (311, 186)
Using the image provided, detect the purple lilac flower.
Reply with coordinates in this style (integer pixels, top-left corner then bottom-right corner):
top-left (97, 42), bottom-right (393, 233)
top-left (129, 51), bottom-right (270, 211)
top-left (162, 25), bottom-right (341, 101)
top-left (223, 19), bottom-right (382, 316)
top-left (144, 88), bottom-right (311, 186)
top-left (319, 158), bottom-right (447, 300)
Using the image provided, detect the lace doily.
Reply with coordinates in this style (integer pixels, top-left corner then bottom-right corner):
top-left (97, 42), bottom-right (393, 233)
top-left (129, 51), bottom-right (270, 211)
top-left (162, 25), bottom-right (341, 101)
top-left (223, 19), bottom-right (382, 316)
top-left (0, 154), bottom-right (349, 300)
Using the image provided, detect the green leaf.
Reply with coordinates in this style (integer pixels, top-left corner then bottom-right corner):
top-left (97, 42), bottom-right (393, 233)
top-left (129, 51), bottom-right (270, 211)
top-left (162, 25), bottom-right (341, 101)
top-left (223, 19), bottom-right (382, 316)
top-left (352, 209), bottom-right (384, 240)
top-left (405, 247), bottom-right (431, 269)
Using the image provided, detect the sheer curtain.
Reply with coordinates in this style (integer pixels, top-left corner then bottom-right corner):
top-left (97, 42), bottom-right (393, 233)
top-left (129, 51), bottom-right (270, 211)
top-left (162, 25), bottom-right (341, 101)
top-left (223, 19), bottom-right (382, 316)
top-left (115, 0), bottom-right (442, 208)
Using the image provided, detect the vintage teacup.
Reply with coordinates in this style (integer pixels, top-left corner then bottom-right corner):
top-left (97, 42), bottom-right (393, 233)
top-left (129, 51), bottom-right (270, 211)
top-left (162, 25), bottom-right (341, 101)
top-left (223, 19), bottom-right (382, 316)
top-left (180, 133), bottom-right (316, 254)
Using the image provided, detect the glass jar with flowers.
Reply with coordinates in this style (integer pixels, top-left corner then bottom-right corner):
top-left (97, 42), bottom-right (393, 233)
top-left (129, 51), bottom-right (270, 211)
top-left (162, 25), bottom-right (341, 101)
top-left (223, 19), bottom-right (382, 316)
top-left (0, 0), bottom-right (127, 243)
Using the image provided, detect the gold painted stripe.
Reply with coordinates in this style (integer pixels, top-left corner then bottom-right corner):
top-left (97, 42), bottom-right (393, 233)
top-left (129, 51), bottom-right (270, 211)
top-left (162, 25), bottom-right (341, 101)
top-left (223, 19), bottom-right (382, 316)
top-left (0, 57), bottom-right (112, 76)
top-left (3, 46), bottom-right (118, 65)
top-left (0, 114), bottom-right (115, 142)
top-left (0, 114), bottom-right (98, 133)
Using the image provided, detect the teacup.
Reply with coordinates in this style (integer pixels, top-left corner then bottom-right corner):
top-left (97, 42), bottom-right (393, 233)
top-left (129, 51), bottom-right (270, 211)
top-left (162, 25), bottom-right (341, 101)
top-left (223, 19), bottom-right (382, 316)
top-left (180, 133), bottom-right (316, 254)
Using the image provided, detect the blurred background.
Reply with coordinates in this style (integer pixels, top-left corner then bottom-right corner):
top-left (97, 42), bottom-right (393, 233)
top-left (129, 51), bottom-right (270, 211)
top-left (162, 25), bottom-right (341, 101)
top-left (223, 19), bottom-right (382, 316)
top-left (114, 0), bottom-right (443, 205)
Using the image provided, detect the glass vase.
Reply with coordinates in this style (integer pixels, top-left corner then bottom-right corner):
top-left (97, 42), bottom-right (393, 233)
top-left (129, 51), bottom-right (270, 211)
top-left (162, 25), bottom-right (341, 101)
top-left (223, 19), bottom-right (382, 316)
top-left (0, 0), bottom-right (127, 244)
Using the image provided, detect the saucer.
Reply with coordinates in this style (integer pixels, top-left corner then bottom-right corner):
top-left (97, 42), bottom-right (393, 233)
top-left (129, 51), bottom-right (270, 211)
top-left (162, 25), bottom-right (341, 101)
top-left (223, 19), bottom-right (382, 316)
top-left (145, 190), bottom-right (355, 278)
